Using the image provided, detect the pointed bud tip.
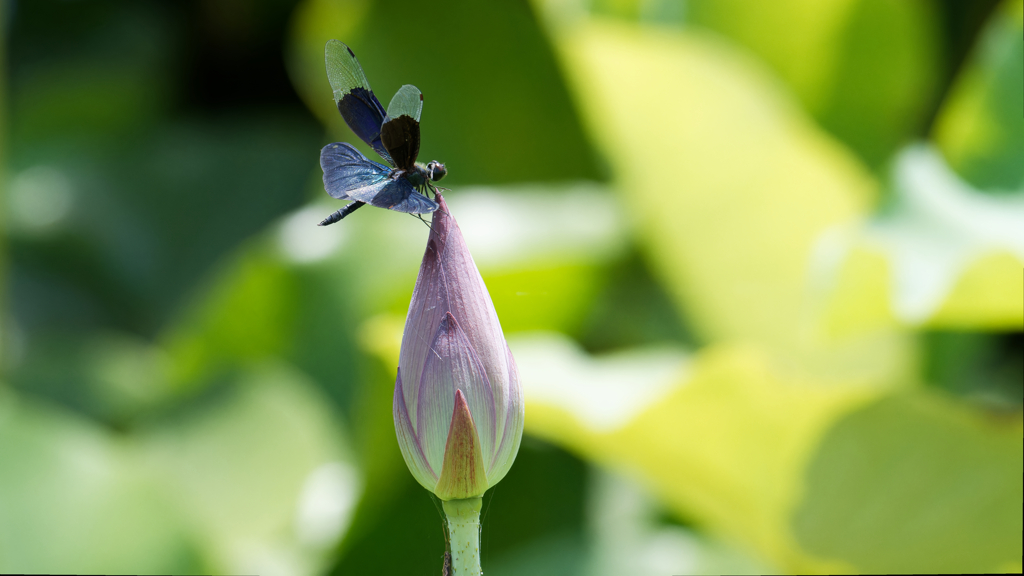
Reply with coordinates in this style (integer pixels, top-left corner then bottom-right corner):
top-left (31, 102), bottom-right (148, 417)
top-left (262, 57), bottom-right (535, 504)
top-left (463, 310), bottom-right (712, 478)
top-left (434, 388), bottom-right (487, 500)
top-left (429, 194), bottom-right (453, 241)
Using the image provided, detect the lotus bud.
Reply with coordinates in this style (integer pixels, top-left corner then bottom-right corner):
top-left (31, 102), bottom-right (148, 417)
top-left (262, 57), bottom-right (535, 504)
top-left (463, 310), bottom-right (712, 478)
top-left (393, 195), bottom-right (524, 501)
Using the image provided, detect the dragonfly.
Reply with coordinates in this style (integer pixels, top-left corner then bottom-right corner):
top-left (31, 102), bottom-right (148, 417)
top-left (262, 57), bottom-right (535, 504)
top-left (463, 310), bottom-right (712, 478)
top-left (318, 39), bottom-right (447, 226)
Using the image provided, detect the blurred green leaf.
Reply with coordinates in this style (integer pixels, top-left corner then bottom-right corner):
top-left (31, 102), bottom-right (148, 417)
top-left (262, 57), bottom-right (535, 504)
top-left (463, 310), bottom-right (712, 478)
top-left (0, 388), bottom-right (201, 573)
top-left (793, 393), bottom-right (1023, 573)
top-left (520, 329), bottom-right (1022, 573)
top-left (480, 438), bottom-right (590, 572)
top-left (922, 330), bottom-right (1023, 407)
top-left (6, 331), bottom-right (173, 426)
top-left (7, 0), bottom-right (323, 339)
top-left (7, 115), bottom-right (321, 339)
top-left (585, 470), bottom-right (772, 576)
top-left (485, 531), bottom-right (588, 576)
top-left (687, 0), bottom-right (940, 169)
top-left (7, 3), bottom-right (173, 148)
top-left (140, 364), bottom-right (355, 575)
top-left (162, 243), bottom-right (299, 390)
top-left (0, 363), bottom-right (355, 575)
top-left (157, 209), bottom-right (379, 424)
top-left (820, 145), bottom-right (1024, 332)
top-left (935, 0), bottom-right (1024, 191)
top-left (517, 339), bottom-right (877, 572)
top-left (544, 17), bottom-right (912, 384)
top-left (486, 264), bottom-right (603, 334)
top-left (577, 249), bottom-right (696, 353)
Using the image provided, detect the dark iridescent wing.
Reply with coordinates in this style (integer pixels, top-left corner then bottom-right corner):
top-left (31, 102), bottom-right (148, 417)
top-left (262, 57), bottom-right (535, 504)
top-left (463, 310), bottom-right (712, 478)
top-left (325, 39), bottom-right (393, 165)
top-left (348, 178), bottom-right (438, 214)
top-left (320, 142), bottom-right (390, 199)
top-left (320, 142), bottom-right (437, 214)
top-left (380, 84), bottom-right (423, 170)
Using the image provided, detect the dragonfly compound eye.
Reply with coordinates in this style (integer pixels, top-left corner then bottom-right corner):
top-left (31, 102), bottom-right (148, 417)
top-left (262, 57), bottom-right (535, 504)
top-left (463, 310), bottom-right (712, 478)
top-left (428, 161), bottom-right (447, 182)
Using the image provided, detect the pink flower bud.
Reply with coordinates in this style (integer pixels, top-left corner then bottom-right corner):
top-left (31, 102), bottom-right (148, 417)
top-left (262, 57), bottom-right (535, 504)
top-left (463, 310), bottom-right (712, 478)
top-left (393, 195), bottom-right (524, 500)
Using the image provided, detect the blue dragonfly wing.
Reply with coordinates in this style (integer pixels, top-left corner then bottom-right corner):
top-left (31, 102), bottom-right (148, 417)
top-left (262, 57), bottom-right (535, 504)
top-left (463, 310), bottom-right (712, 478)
top-left (347, 177), bottom-right (439, 214)
top-left (320, 142), bottom-right (391, 199)
top-left (325, 39), bottom-right (394, 165)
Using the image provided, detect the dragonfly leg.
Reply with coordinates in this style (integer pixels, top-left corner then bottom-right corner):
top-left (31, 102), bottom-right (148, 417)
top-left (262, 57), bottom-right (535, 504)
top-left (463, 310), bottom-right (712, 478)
top-left (318, 201), bottom-right (365, 226)
top-left (423, 182), bottom-right (449, 199)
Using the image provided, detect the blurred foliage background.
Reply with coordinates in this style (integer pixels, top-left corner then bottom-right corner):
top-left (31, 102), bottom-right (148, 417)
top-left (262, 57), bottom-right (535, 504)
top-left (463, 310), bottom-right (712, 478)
top-left (1, 0), bottom-right (1022, 574)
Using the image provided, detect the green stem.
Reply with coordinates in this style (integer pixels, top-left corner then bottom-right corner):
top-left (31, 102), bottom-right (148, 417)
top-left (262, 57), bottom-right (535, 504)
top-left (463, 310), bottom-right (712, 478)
top-left (442, 497), bottom-right (482, 576)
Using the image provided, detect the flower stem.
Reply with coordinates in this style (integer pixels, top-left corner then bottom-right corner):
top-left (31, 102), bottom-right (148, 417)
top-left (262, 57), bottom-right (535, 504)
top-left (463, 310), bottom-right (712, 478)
top-left (442, 497), bottom-right (482, 576)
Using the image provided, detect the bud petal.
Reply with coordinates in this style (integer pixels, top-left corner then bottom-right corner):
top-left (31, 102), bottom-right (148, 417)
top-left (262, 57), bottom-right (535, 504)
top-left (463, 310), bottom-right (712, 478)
top-left (485, 343), bottom-right (524, 486)
top-left (417, 312), bottom-right (495, 478)
top-left (393, 369), bottom-right (437, 490)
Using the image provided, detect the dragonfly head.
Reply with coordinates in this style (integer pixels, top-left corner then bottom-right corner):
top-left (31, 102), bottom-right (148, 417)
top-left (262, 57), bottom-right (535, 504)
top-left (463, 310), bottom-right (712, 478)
top-left (426, 160), bottom-right (447, 182)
